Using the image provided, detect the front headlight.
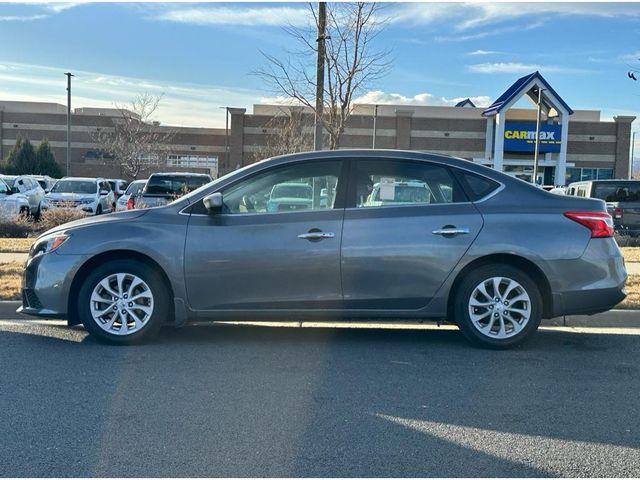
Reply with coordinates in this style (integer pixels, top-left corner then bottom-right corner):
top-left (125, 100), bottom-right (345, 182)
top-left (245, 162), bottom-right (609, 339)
top-left (80, 199), bottom-right (95, 205)
top-left (30, 234), bottom-right (70, 258)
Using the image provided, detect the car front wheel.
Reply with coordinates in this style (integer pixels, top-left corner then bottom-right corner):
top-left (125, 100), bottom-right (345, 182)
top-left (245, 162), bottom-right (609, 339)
top-left (453, 264), bottom-right (542, 349)
top-left (77, 260), bottom-right (170, 344)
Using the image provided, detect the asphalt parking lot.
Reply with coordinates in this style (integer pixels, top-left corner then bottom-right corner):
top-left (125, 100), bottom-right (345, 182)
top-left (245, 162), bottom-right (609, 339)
top-left (0, 318), bottom-right (639, 477)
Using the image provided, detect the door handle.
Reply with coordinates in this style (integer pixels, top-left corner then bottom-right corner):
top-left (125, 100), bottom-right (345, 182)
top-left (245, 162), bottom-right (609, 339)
top-left (298, 231), bottom-right (335, 241)
top-left (432, 227), bottom-right (470, 236)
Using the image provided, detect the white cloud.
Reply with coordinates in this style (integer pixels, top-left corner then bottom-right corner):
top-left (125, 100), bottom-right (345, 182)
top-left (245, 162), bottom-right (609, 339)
top-left (467, 62), bottom-right (591, 75)
top-left (352, 90), bottom-right (491, 108)
top-left (0, 14), bottom-right (47, 21)
top-left (392, 2), bottom-right (640, 31)
top-left (154, 6), bottom-right (311, 28)
top-left (0, 62), bottom-right (260, 127)
top-left (465, 50), bottom-right (503, 56)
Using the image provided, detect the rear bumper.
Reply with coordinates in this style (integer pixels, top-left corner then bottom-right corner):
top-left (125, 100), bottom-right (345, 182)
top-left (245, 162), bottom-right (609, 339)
top-left (549, 237), bottom-right (627, 317)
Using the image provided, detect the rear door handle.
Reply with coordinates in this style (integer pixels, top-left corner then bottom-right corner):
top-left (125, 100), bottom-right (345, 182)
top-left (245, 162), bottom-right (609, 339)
top-left (432, 227), bottom-right (470, 236)
top-left (298, 231), bottom-right (335, 241)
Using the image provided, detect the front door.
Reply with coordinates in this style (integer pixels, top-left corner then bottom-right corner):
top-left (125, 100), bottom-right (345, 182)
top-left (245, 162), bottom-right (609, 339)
top-left (341, 158), bottom-right (484, 310)
top-left (185, 160), bottom-right (346, 311)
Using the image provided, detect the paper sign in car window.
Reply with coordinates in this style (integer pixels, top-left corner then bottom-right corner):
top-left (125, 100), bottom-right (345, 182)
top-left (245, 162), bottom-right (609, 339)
top-left (379, 177), bottom-right (396, 200)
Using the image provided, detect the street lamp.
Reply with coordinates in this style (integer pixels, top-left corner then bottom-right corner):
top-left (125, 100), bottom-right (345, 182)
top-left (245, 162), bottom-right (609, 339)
top-left (372, 104), bottom-right (378, 149)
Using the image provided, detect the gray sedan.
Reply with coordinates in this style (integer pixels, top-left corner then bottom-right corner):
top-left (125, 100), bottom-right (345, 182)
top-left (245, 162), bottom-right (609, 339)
top-left (18, 150), bottom-right (627, 348)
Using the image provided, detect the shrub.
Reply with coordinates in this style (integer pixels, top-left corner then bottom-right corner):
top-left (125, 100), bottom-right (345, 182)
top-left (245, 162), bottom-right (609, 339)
top-left (36, 208), bottom-right (87, 234)
top-left (615, 232), bottom-right (640, 247)
top-left (0, 214), bottom-right (36, 238)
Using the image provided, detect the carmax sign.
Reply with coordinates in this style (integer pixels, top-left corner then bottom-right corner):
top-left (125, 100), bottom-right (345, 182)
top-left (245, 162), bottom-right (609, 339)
top-left (503, 122), bottom-right (562, 153)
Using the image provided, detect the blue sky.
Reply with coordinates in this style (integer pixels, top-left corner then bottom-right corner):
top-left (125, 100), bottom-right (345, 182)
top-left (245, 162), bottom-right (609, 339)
top-left (1, 1), bottom-right (640, 136)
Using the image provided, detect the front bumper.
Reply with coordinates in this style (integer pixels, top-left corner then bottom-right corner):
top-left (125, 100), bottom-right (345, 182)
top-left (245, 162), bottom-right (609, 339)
top-left (17, 251), bottom-right (89, 319)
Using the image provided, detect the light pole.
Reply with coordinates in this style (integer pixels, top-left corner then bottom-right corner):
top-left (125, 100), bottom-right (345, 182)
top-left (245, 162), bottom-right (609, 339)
top-left (532, 87), bottom-right (545, 185)
top-left (219, 106), bottom-right (229, 175)
top-left (630, 131), bottom-right (636, 180)
top-left (372, 104), bottom-right (378, 149)
top-left (64, 72), bottom-right (74, 176)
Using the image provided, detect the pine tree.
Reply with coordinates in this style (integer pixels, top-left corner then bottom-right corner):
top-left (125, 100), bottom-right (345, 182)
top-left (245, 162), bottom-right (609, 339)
top-left (4, 137), bottom-right (38, 174)
top-left (35, 140), bottom-right (62, 177)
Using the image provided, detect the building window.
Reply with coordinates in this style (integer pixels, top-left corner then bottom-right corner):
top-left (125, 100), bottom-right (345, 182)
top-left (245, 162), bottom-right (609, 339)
top-left (566, 167), bottom-right (614, 183)
top-left (168, 154), bottom-right (218, 171)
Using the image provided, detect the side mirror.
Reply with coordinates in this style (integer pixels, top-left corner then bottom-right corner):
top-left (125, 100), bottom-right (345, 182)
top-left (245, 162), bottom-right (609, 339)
top-left (203, 192), bottom-right (223, 213)
top-left (44, 189), bottom-right (50, 194)
top-left (99, 189), bottom-right (109, 196)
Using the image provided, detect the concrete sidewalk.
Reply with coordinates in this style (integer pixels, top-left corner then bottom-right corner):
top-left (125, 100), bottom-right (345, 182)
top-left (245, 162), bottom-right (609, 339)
top-left (0, 253), bottom-right (27, 264)
top-left (2, 300), bottom-right (639, 329)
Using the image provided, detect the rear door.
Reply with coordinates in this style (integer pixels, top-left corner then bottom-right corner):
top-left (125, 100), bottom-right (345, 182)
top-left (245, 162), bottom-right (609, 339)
top-left (340, 158), bottom-right (484, 310)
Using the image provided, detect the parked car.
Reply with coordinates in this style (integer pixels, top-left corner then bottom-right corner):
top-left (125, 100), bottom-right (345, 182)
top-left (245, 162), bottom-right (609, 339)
top-left (19, 150), bottom-right (626, 348)
top-left (115, 179), bottom-right (147, 212)
top-left (266, 182), bottom-right (313, 212)
top-left (0, 174), bottom-right (46, 217)
top-left (40, 177), bottom-right (115, 216)
top-left (140, 172), bottom-right (212, 208)
top-left (107, 179), bottom-right (128, 202)
top-left (31, 175), bottom-right (58, 192)
top-left (566, 180), bottom-right (640, 234)
top-left (0, 178), bottom-right (30, 219)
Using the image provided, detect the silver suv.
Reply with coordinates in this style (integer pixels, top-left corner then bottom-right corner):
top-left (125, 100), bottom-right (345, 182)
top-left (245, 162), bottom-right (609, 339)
top-left (41, 177), bottom-right (115, 215)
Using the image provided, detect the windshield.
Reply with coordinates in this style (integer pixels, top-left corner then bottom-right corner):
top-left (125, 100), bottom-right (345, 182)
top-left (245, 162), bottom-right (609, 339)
top-left (0, 179), bottom-right (9, 195)
top-left (109, 181), bottom-right (127, 192)
top-left (145, 175), bottom-right (211, 196)
top-left (0, 177), bottom-right (17, 188)
top-left (592, 183), bottom-right (640, 202)
top-left (51, 180), bottom-right (97, 194)
top-left (125, 181), bottom-right (146, 195)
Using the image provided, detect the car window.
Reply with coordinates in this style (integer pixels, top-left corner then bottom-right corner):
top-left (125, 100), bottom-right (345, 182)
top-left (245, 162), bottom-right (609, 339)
top-left (145, 175), bottom-right (211, 196)
top-left (125, 182), bottom-right (145, 195)
top-left (51, 180), bottom-right (98, 194)
top-left (592, 183), bottom-right (640, 202)
top-left (457, 170), bottom-right (500, 201)
top-left (353, 159), bottom-right (466, 208)
top-left (0, 180), bottom-right (9, 195)
top-left (221, 161), bottom-right (342, 214)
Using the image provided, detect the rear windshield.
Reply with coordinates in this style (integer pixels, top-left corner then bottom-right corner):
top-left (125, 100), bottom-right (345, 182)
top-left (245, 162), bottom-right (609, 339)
top-left (145, 175), bottom-right (211, 196)
top-left (592, 183), bottom-right (640, 202)
top-left (51, 180), bottom-right (97, 194)
top-left (125, 182), bottom-right (146, 195)
top-left (109, 181), bottom-right (128, 192)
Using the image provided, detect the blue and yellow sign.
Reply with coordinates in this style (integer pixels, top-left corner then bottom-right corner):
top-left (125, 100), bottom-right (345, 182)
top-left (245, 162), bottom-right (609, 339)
top-left (504, 122), bottom-right (562, 153)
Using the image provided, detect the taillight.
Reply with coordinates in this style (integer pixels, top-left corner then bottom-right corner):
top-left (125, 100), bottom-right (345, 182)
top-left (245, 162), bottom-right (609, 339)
top-left (614, 207), bottom-right (623, 219)
top-left (564, 211), bottom-right (614, 238)
top-left (126, 197), bottom-right (135, 210)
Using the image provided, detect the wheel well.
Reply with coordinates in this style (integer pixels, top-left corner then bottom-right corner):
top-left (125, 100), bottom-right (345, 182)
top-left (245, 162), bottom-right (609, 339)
top-left (447, 254), bottom-right (553, 319)
top-left (67, 250), bottom-right (175, 326)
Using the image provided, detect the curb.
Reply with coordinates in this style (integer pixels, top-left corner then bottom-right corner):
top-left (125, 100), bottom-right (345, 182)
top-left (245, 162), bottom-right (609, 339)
top-left (1, 300), bottom-right (640, 328)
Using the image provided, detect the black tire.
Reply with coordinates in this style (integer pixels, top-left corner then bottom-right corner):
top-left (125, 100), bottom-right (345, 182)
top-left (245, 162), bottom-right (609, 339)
top-left (453, 264), bottom-right (542, 349)
top-left (96, 205), bottom-right (102, 216)
top-left (77, 259), bottom-right (170, 345)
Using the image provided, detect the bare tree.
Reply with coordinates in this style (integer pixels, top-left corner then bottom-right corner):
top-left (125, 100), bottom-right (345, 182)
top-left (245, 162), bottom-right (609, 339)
top-left (255, 107), bottom-right (314, 159)
top-left (93, 93), bottom-right (175, 179)
top-left (256, 2), bottom-right (391, 150)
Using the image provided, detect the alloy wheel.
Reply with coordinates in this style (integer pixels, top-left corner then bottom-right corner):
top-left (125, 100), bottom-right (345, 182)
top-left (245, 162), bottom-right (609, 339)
top-left (89, 273), bottom-right (154, 336)
top-left (468, 276), bottom-right (531, 339)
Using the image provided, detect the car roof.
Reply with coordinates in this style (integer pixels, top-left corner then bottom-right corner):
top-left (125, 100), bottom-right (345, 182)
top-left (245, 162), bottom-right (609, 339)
top-left (148, 172), bottom-right (211, 177)
top-left (59, 177), bottom-right (103, 182)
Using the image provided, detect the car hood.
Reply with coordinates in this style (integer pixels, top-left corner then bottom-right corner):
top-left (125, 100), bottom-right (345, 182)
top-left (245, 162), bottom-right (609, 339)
top-left (0, 193), bottom-right (29, 204)
top-left (45, 192), bottom-right (95, 201)
top-left (39, 209), bottom-right (150, 238)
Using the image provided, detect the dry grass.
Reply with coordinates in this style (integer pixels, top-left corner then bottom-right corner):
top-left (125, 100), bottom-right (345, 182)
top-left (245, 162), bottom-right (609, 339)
top-left (618, 275), bottom-right (640, 309)
top-left (0, 262), bottom-right (22, 300)
top-left (0, 238), bottom-right (33, 253)
top-left (620, 247), bottom-right (640, 263)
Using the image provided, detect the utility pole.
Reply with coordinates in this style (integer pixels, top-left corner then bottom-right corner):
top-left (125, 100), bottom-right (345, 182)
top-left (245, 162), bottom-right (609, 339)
top-left (532, 87), bottom-right (545, 185)
top-left (219, 106), bottom-right (229, 176)
top-left (65, 72), bottom-right (74, 176)
top-left (314, 2), bottom-right (327, 151)
top-left (630, 131), bottom-right (636, 179)
top-left (372, 104), bottom-right (378, 149)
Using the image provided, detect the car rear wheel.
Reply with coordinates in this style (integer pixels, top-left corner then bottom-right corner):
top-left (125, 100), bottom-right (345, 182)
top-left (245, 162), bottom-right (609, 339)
top-left (78, 260), bottom-right (169, 344)
top-left (453, 264), bottom-right (542, 349)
